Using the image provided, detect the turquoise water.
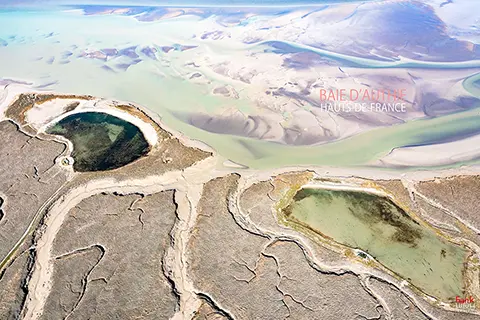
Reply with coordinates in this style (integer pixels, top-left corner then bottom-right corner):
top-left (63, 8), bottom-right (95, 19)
top-left (258, 40), bottom-right (480, 69)
top-left (1, 8), bottom-right (480, 169)
top-left (464, 72), bottom-right (480, 98)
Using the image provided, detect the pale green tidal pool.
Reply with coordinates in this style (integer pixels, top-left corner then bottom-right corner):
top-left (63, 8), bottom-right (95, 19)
top-left (283, 188), bottom-right (468, 301)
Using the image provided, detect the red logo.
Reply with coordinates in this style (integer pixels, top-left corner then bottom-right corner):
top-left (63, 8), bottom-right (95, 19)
top-left (456, 296), bottom-right (475, 304)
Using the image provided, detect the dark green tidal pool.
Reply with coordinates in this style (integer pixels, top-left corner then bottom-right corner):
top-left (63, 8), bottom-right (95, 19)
top-left (47, 112), bottom-right (149, 172)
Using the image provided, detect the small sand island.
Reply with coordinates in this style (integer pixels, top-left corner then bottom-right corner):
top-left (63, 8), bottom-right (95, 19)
top-left (0, 86), bottom-right (479, 320)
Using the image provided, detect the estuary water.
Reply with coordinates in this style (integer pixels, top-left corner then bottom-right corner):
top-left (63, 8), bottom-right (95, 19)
top-left (1, 8), bottom-right (480, 169)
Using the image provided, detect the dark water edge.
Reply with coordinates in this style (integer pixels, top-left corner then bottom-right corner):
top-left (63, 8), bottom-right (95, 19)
top-left (286, 188), bottom-right (422, 246)
top-left (47, 112), bottom-right (150, 172)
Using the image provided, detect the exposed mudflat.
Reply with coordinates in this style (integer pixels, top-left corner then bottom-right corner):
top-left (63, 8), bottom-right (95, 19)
top-left (42, 191), bottom-right (178, 319)
top-left (416, 176), bottom-right (480, 231)
top-left (0, 120), bottom-right (68, 266)
top-left (1, 92), bottom-right (480, 320)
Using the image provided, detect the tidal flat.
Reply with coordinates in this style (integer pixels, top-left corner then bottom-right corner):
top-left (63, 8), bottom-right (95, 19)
top-left (283, 188), bottom-right (468, 301)
top-left (1, 8), bottom-right (480, 170)
top-left (47, 112), bottom-right (149, 172)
